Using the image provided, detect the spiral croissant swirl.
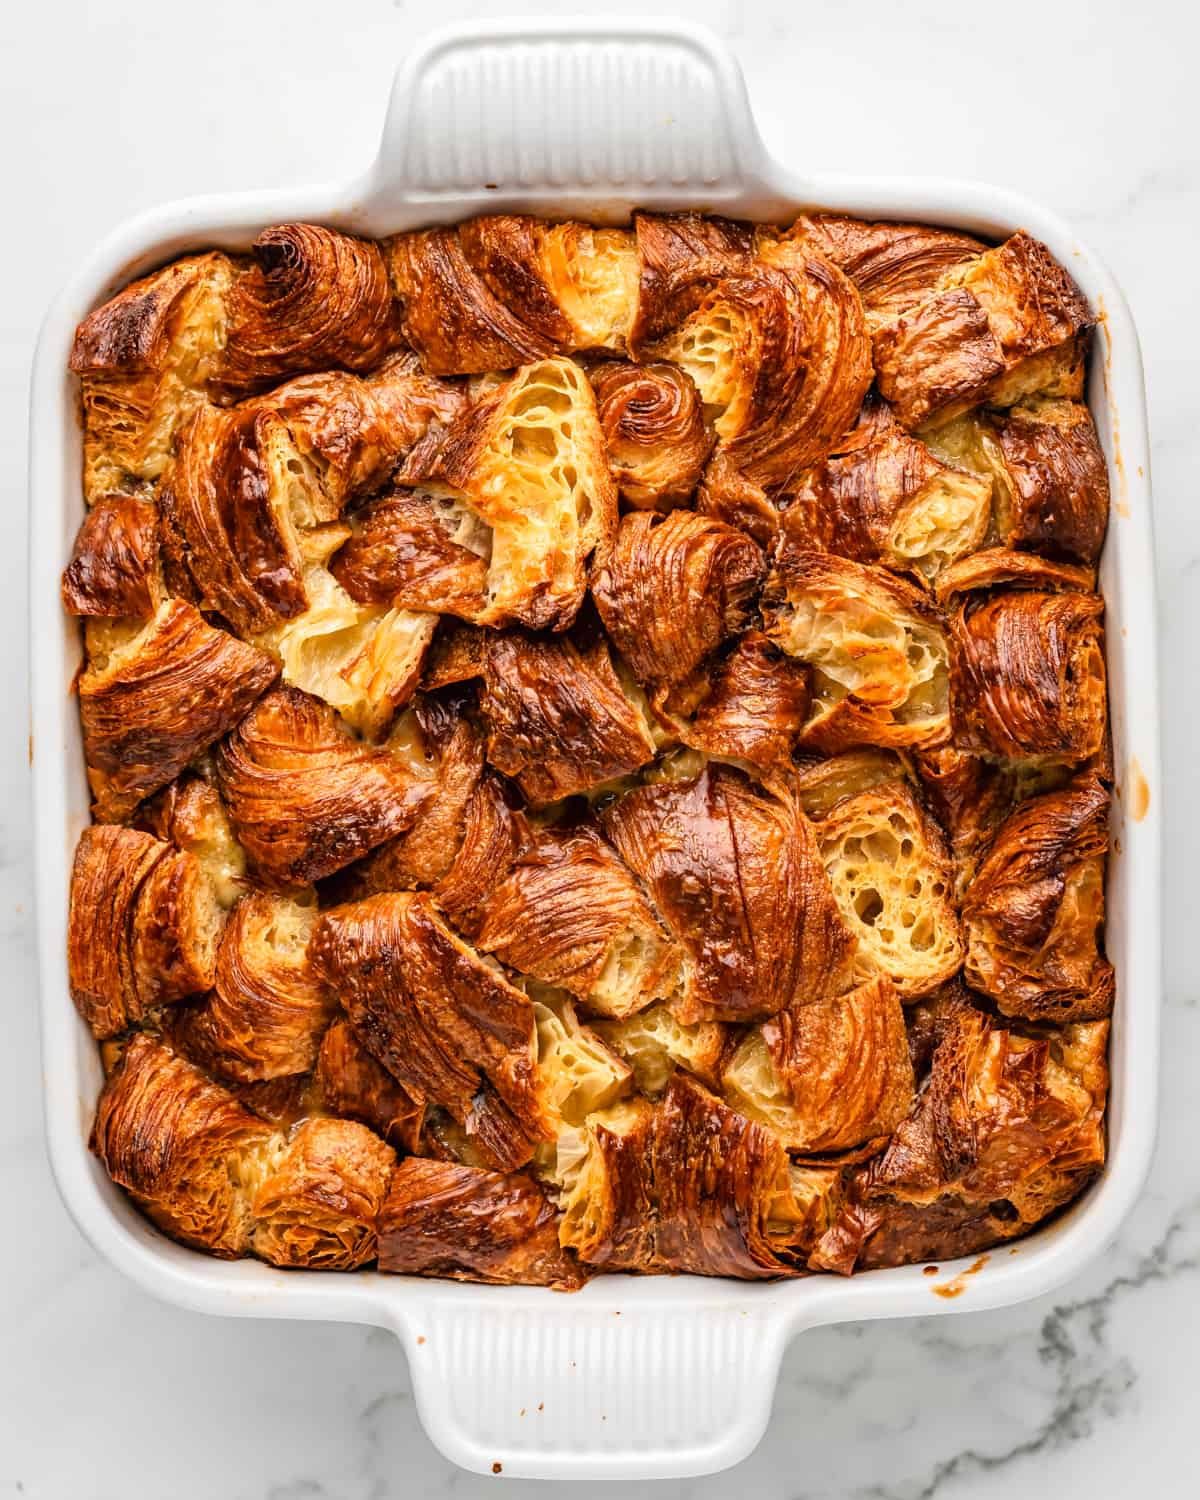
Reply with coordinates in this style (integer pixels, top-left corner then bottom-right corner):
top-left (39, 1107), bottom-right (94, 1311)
top-left (590, 361), bottom-right (713, 509)
top-left (220, 223), bottom-right (398, 394)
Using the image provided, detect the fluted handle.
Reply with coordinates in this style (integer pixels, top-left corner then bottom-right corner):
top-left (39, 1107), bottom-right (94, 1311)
top-left (387, 1286), bottom-right (790, 1480)
top-left (364, 19), bottom-right (788, 225)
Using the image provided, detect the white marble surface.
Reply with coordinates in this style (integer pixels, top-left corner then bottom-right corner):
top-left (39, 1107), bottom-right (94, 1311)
top-left (2, 0), bottom-right (1196, 1493)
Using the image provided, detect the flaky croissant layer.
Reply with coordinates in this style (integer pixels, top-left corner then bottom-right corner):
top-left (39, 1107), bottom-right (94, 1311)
top-left (69, 206), bottom-right (1112, 1284)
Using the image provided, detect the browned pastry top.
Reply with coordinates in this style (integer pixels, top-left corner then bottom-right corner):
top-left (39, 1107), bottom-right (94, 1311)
top-left (67, 208), bottom-right (1112, 1285)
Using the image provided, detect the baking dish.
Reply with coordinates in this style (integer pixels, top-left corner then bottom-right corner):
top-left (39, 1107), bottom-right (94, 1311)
top-left (28, 17), bottom-right (1159, 1481)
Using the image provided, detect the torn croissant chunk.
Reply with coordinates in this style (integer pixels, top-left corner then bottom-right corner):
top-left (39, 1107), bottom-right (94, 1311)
top-left (809, 1005), bottom-right (1109, 1272)
top-left (92, 1034), bottom-right (396, 1267)
top-left (79, 598), bottom-right (279, 822)
top-left (68, 824), bottom-right (225, 1038)
top-left (593, 509), bottom-right (765, 688)
top-left (762, 550), bottom-right (951, 751)
top-left (167, 890), bottom-right (336, 1083)
top-left (215, 686), bottom-right (430, 887)
top-left (962, 775), bottom-right (1114, 1023)
top-left (950, 586), bottom-right (1106, 761)
top-left (309, 891), bottom-right (556, 1172)
top-left (428, 357), bottom-right (617, 631)
top-left (472, 824), bottom-right (681, 1018)
top-left (816, 779), bottom-right (964, 999)
top-left (601, 763), bottom-right (855, 1024)
top-left (870, 231), bottom-right (1094, 431)
top-left (378, 1157), bottom-right (584, 1288)
top-left (783, 394), bottom-right (991, 582)
top-left (387, 217), bottom-right (638, 375)
top-left (480, 628), bottom-right (657, 802)
top-left (724, 975), bottom-right (914, 1152)
top-left (558, 1073), bottom-right (814, 1278)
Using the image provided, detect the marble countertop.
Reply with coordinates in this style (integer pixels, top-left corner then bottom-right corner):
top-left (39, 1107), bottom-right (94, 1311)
top-left (3, 0), bottom-right (1195, 1493)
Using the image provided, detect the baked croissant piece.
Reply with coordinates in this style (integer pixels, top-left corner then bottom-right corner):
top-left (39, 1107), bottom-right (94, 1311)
top-left (589, 360), bottom-right (714, 508)
top-left (654, 250), bottom-right (873, 489)
top-left (379, 1158), bottom-right (583, 1288)
top-left (137, 767), bottom-right (247, 908)
top-left (310, 891), bottom-right (556, 1172)
top-left (962, 775), bottom-right (1114, 1022)
top-left (328, 488), bottom-right (490, 621)
top-left (61, 494), bottom-right (163, 617)
top-left (630, 212), bottom-right (755, 352)
top-left (68, 824), bottom-right (225, 1037)
top-left (593, 509), bottom-right (765, 688)
top-left (167, 891), bottom-right (335, 1082)
top-left (810, 1006), bottom-right (1109, 1271)
top-left (416, 357), bottom-right (617, 631)
top-left (869, 231), bottom-right (1093, 430)
top-left (762, 550), bottom-right (951, 751)
top-left (925, 398), bottom-right (1110, 565)
top-left (601, 764), bottom-right (855, 1024)
top-left (91, 1033), bottom-right (280, 1256)
top-left (218, 223), bottom-right (400, 395)
top-left (93, 1034), bottom-right (396, 1267)
top-left (934, 546), bottom-right (1095, 602)
top-left (246, 523), bottom-right (438, 740)
top-left (80, 599), bottom-right (279, 821)
top-left (789, 214), bottom-right (986, 331)
top-left (815, 778), bottom-right (964, 998)
top-left (69, 253), bottom-right (234, 501)
top-left (724, 975), bottom-right (914, 1153)
top-left (160, 358), bottom-right (465, 635)
top-left (470, 824), bottom-right (682, 1018)
top-left (950, 586), bottom-right (1106, 760)
top-left (337, 688), bottom-right (485, 896)
top-left (558, 1073), bottom-right (815, 1278)
top-left (782, 395), bottom-right (991, 581)
top-left (388, 217), bottom-right (639, 374)
top-left (249, 1116), bottom-right (396, 1270)
top-left (315, 1017), bottom-right (425, 1152)
top-left (215, 686), bottom-right (430, 886)
top-left (666, 631), bottom-right (812, 770)
top-left (480, 627), bottom-right (657, 802)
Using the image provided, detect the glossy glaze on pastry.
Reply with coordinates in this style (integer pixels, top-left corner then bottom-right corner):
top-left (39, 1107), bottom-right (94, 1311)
top-left (66, 210), bottom-right (1112, 1282)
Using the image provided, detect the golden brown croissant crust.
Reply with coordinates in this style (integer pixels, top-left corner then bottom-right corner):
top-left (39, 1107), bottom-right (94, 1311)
top-left (962, 776), bottom-right (1114, 1022)
top-left (810, 1005), bottom-right (1108, 1272)
top-left (215, 686), bottom-right (429, 886)
top-left (593, 509), bottom-right (764, 687)
top-left (80, 599), bottom-right (279, 821)
top-left (219, 224), bottom-right (400, 395)
top-left (480, 627), bottom-right (656, 802)
top-left (72, 209), bottom-right (1113, 1284)
top-left (602, 764), bottom-right (855, 1024)
top-left (950, 587), bottom-right (1106, 759)
top-left (310, 892), bottom-right (554, 1171)
top-left (590, 360), bottom-right (713, 508)
top-left (61, 495), bottom-right (162, 617)
top-left (783, 395), bottom-right (990, 581)
top-left (379, 1157), bottom-right (583, 1287)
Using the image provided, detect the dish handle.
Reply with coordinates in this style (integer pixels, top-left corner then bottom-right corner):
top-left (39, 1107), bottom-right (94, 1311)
top-left (363, 18), bottom-right (790, 221)
top-left (388, 1291), bottom-right (793, 1480)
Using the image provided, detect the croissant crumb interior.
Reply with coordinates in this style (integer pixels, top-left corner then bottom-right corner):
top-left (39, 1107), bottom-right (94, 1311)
top-left (65, 210), bottom-right (1113, 1285)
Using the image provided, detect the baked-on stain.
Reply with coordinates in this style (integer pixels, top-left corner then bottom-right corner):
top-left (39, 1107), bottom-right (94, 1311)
top-left (932, 1253), bottom-right (990, 1298)
top-left (923, 1265), bottom-right (939, 1276)
top-left (1129, 756), bottom-right (1151, 821)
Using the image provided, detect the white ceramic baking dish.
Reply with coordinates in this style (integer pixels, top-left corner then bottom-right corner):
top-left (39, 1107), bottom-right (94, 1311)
top-left (29, 18), bottom-right (1160, 1482)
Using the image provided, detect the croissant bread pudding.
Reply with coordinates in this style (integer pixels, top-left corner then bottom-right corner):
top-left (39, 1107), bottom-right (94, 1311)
top-left (65, 211), bottom-right (1113, 1284)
